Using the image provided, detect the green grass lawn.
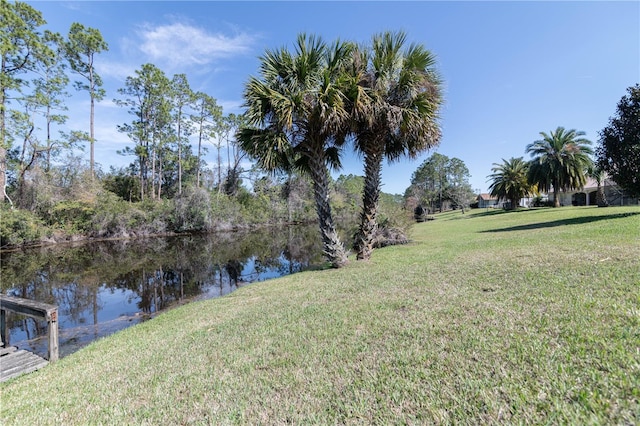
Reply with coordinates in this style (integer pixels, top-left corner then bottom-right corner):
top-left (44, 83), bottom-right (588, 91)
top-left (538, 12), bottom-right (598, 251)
top-left (1, 206), bottom-right (639, 424)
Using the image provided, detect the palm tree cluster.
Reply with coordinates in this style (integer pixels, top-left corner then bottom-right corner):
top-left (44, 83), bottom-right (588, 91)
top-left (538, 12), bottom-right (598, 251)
top-left (238, 32), bottom-right (443, 267)
top-left (488, 127), bottom-right (594, 209)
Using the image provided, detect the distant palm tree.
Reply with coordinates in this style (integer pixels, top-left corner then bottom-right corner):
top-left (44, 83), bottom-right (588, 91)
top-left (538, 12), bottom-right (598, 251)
top-left (348, 31), bottom-right (442, 260)
top-left (589, 166), bottom-right (609, 207)
top-left (237, 34), bottom-right (351, 268)
top-left (526, 127), bottom-right (593, 207)
top-left (487, 157), bottom-right (532, 210)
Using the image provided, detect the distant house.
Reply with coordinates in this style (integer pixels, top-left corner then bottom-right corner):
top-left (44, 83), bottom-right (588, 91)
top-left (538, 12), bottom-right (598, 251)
top-left (549, 177), bottom-right (639, 207)
top-left (476, 193), bottom-right (501, 208)
top-left (477, 193), bottom-right (538, 209)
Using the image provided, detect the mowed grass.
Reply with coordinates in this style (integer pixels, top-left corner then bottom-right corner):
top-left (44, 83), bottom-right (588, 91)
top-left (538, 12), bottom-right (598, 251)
top-left (1, 206), bottom-right (639, 424)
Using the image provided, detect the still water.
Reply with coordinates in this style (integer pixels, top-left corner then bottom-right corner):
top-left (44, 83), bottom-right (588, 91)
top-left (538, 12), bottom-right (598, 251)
top-left (1, 224), bottom-right (325, 359)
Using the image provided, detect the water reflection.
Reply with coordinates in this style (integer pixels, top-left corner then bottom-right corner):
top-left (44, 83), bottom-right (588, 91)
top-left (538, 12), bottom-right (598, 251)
top-left (1, 224), bottom-right (324, 358)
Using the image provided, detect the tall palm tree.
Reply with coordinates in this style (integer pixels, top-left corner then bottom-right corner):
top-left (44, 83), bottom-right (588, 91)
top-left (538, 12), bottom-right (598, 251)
top-left (487, 157), bottom-right (532, 210)
top-left (348, 31), bottom-right (443, 260)
top-left (238, 34), bottom-right (351, 268)
top-left (526, 127), bottom-right (593, 207)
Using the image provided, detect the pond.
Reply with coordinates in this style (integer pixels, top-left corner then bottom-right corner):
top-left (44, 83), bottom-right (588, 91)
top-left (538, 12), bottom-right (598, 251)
top-left (0, 224), bottom-right (326, 359)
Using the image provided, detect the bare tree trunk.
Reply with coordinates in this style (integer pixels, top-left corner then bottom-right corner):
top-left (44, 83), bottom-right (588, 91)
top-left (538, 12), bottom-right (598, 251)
top-left (196, 121), bottom-right (203, 188)
top-left (0, 79), bottom-right (11, 206)
top-left (217, 143), bottom-right (222, 194)
top-left (157, 154), bottom-right (163, 199)
top-left (0, 146), bottom-right (12, 207)
top-left (151, 140), bottom-right (156, 200)
top-left (178, 119), bottom-right (182, 195)
top-left (139, 163), bottom-right (144, 202)
top-left (89, 71), bottom-right (95, 179)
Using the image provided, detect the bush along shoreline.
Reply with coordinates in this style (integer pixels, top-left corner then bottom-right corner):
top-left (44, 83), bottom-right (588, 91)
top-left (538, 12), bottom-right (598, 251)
top-left (1, 190), bottom-right (315, 251)
top-left (1, 182), bottom-right (412, 252)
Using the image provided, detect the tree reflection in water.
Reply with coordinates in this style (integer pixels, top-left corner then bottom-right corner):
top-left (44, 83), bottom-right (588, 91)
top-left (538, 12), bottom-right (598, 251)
top-left (0, 224), bottom-right (324, 358)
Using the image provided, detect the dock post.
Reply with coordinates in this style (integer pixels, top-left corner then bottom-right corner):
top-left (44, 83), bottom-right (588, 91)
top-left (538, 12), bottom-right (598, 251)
top-left (0, 308), bottom-right (7, 346)
top-left (47, 307), bottom-right (59, 362)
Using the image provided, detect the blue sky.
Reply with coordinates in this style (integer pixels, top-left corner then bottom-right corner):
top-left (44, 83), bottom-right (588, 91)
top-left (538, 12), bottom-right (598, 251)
top-left (28, 1), bottom-right (640, 195)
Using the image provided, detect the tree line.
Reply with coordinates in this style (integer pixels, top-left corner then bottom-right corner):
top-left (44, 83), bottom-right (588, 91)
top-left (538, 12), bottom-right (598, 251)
top-left (3, 2), bottom-right (439, 268)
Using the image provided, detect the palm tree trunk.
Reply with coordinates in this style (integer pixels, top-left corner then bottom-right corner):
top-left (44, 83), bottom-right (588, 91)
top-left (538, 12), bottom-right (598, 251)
top-left (596, 183), bottom-right (608, 207)
top-left (553, 180), bottom-right (560, 207)
top-left (308, 147), bottom-right (348, 268)
top-left (356, 147), bottom-right (382, 260)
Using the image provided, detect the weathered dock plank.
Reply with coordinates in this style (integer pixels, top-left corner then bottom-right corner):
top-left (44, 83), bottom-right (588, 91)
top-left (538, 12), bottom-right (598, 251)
top-left (0, 295), bottom-right (59, 362)
top-left (0, 345), bottom-right (18, 356)
top-left (0, 295), bottom-right (59, 381)
top-left (1, 349), bottom-right (49, 382)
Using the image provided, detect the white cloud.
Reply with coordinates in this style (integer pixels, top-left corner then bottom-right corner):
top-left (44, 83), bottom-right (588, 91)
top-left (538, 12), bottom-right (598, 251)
top-left (96, 98), bottom-right (121, 110)
top-left (136, 21), bottom-right (255, 68)
top-left (98, 60), bottom-right (138, 82)
top-left (217, 99), bottom-right (244, 114)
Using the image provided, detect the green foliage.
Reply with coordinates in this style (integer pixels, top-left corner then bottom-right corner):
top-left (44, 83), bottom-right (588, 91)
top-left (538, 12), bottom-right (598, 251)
top-left (597, 84), bottom-right (640, 198)
top-left (407, 153), bottom-right (473, 213)
top-left (487, 157), bottom-right (533, 210)
top-left (346, 31), bottom-right (443, 260)
top-left (65, 22), bottom-right (108, 98)
top-left (102, 167), bottom-right (140, 202)
top-left (116, 63), bottom-right (173, 200)
top-left (210, 191), bottom-right (247, 230)
top-left (65, 21), bottom-right (108, 177)
top-left (1, 0), bottom-right (49, 128)
top-left (378, 192), bottom-right (412, 230)
top-left (0, 204), bottom-right (44, 247)
top-left (49, 199), bottom-right (96, 233)
top-left (331, 174), bottom-right (363, 220)
top-left (526, 127), bottom-right (593, 207)
top-left (171, 186), bottom-right (213, 232)
top-left (89, 192), bottom-right (168, 238)
top-left (238, 33), bottom-right (353, 267)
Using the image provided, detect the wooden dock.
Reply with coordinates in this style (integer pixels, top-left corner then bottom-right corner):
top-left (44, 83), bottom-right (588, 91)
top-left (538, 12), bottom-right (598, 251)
top-left (0, 295), bottom-right (59, 382)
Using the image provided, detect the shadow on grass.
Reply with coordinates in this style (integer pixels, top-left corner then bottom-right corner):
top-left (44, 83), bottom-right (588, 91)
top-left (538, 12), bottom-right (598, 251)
top-left (465, 208), bottom-right (544, 219)
top-left (481, 212), bottom-right (640, 233)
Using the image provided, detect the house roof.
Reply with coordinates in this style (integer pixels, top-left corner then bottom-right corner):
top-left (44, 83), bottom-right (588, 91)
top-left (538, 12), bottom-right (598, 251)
top-left (478, 193), bottom-right (498, 201)
top-left (548, 176), bottom-right (618, 194)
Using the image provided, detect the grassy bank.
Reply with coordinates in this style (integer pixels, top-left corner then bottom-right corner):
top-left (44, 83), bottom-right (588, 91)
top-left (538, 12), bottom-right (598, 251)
top-left (1, 206), bottom-right (639, 424)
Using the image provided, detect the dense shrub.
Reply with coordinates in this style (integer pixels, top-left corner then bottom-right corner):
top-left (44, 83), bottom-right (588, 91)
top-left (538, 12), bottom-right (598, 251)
top-left (532, 196), bottom-right (554, 207)
top-left (171, 187), bottom-right (213, 232)
top-left (0, 206), bottom-right (44, 248)
top-left (49, 200), bottom-right (96, 233)
top-left (210, 192), bottom-right (247, 230)
top-left (90, 192), bottom-right (168, 238)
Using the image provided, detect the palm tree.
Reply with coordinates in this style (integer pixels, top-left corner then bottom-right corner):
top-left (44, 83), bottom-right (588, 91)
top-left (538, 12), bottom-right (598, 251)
top-left (348, 31), bottom-right (443, 260)
top-left (526, 127), bottom-right (593, 207)
top-left (487, 157), bottom-right (532, 210)
top-left (589, 166), bottom-right (608, 207)
top-left (238, 34), bottom-right (351, 268)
